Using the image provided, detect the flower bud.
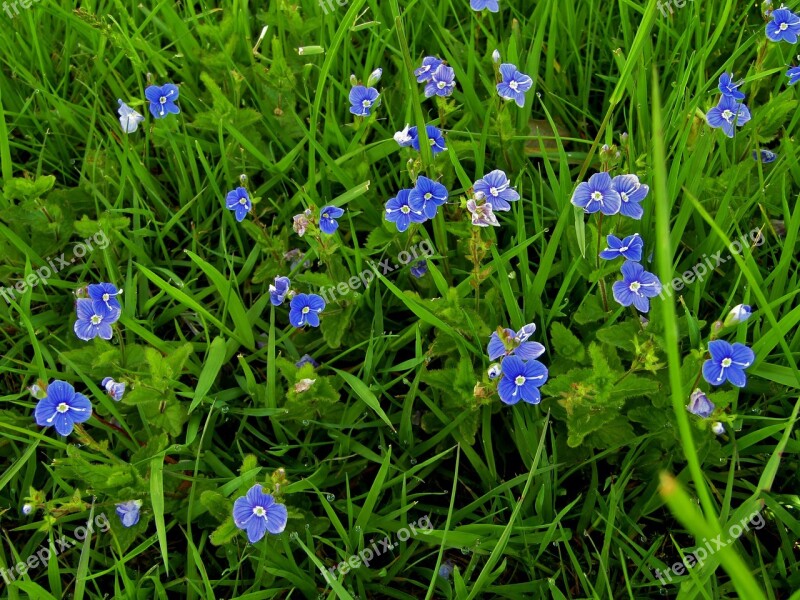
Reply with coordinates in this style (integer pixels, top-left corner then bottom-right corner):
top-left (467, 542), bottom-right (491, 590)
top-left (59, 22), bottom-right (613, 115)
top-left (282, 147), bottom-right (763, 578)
top-left (711, 421), bottom-right (725, 435)
top-left (487, 363), bottom-right (502, 379)
top-left (239, 173), bottom-right (248, 184)
top-left (22, 503), bottom-right (33, 515)
top-left (367, 68), bottom-right (382, 87)
top-left (687, 389), bottom-right (715, 418)
top-left (724, 304), bottom-right (751, 327)
top-left (349, 73), bottom-right (358, 87)
top-left (492, 49), bottom-right (501, 63)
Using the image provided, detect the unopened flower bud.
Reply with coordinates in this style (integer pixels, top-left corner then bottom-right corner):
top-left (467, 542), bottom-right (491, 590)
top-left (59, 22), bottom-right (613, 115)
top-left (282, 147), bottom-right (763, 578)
top-left (488, 363), bottom-right (502, 379)
top-left (367, 68), bottom-right (382, 87)
top-left (711, 421), bottom-right (725, 435)
top-left (492, 49), bottom-right (501, 63)
top-left (724, 304), bottom-right (752, 327)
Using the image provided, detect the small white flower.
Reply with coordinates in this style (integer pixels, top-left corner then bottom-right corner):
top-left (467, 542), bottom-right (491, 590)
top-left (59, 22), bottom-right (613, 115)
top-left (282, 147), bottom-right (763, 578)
top-left (117, 100), bottom-right (144, 134)
top-left (466, 198), bottom-right (500, 227)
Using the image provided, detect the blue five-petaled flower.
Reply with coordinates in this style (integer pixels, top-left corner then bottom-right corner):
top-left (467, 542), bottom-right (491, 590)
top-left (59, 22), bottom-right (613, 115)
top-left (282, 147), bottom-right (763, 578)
top-left (117, 100), bottom-right (144, 133)
top-left (144, 84), bottom-right (180, 119)
top-left (786, 65), bottom-right (800, 85)
top-left (414, 57), bottom-right (443, 83)
top-left (470, 0), bottom-right (499, 12)
top-left (410, 176), bottom-right (448, 219)
top-left (319, 205), bottom-right (344, 234)
top-left (497, 356), bottom-right (549, 405)
top-left (226, 187), bottom-right (252, 222)
top-left (34, 380), bottom-right (92, 436)
top-left (487, 324), bottom-right (545, 361)
top-left (408, 125), bottom-right (447, 155)
top-left (497, 64), bottom-right (533, 107)
top-left (425, 65), bottom-right (456, 97)
top-left (101, 377), bottom-right (126, 401)
top-left (611, 174), bottom-right (648, 219)
top-left (289, 293), bottom-right (326, 328)
top-left (611, 260), bottom-right (662, 313)
top-left (599, 233), bottom-right (644, 262)
top-left (752, 149), bottom-right (777, 163)
top-left (88, 283), bottom-right (122, 313)
top-left (74, 298), bottom-right (119, 341)
top-left (571, 172), bottom-right (621, 215)
top-left (385, 189), bottom-right (427, 232)
top-left (718, 72), bottom-right (745, 100)
top-left (349, 85), bottom-right (380, 117)
top-left (233, 484), bottom-right (289, 543)
top-left (269, 276), bottom-right (291, 306)
top-left (766, 7), bottom-right (800, 43)
top-left (473, 170), bottom-right (520, 212)
top-left (706, 96), bottom-right (751, 138)
top-left (702, 340), bottom-right (755, 388)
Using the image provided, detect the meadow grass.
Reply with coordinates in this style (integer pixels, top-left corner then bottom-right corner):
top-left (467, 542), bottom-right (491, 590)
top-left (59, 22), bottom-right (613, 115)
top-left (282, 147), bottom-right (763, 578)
top-left (1, 0), bottom-right (799, 598)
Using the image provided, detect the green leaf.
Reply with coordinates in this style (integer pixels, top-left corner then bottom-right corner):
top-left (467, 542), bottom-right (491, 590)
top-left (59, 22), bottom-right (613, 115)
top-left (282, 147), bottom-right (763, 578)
top-left (189, 336), bottom-right (227, 413)
top-left (574, 293), bottom-right (605, 324)
top-left (550, 322), bottom-right (585, 361)
top-left (332, 367), bottom-right (396, 432)
top-left (210, 518), bottom-right (240, 546)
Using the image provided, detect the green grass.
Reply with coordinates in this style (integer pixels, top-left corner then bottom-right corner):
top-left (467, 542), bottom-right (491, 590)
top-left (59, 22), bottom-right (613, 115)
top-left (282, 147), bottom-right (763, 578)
top-left (1, 0), bottom-right (799, 598)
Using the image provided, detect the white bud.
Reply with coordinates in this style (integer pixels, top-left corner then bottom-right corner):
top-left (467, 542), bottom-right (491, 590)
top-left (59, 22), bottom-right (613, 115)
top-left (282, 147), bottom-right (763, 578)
top-left (492, 49), bottom-right (501, 64)
top-left (488, 363), bottom-right (502, 379)
top-left (712, 422), bottom-right (725, 436)
top-left (367, 68), bottom-right (382, 87)
top-left (22, 503), bottom-right (33, 515)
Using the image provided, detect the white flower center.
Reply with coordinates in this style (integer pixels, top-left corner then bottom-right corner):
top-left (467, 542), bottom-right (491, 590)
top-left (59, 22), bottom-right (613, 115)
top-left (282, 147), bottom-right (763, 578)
top-left (620, 192), bottom-right (628, 202)
top-left (424, 193), bottom-right (432, 200)
top-left (780, 22), bottom-right (788, 30)
top-left (629, 281), bottom-right (641, 293)
top-left (362, 99), bottom-right (371, 107)
top-left (591, 191), bottom-right (603, 201)
top-left (721, 358), bottom-right (732, 367)
top-left (90, 315), bottom-right (103, 325)
top-left (489, 187), bottom-right (499, 196)
top-left (437, 81), bottom-right (446, 89)
top-left (253, 506), bottom-right (266, 517)
top-left (323, 212), bottom-right (329, 219)
top-left (722, 109), bottom-right (733, 122)
top-left (302, 306), bottom-right (310, 314)
top-left (159, 96), bottom-right (167, 104)
top-left (619, 246), bottom-right (628, 252)
top-left (514, 375), bottom-right (526, 386)
top-left (239, 197), bottom-right (247, 205)
top-left (102, 293), bottom-right (110, 301)
top-left (57, 402), bottom-right (70, 413)
top-left (401, 205), bottom-right (411, 214)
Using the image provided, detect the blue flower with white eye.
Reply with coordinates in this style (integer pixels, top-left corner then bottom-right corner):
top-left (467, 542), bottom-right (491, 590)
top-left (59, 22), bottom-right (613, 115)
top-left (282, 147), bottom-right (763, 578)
top-left (571, 172), bottom-right (621, 215)
top-left (319, 205), bottom-right (344, 234)
top-left (599, 233), bottom-right (643, 261)
top-left (497, 356), bottom-right (548, 405)
top-left (144, 84), bottom-right (180, 119)
top-left (88, 282), bottom-right (122, 313)
top-left (718, 72), bottom-right (745, 100)
top-left (470, 0), bottom-right (499, 11)
top-left (611, 260), bottom-right (662, 313)
top-left (101, 377), bottom-right (126, 401)
top-left (611, 174), bottom-right (648, 219)
top-left (410, 261), bottom-right (428, 278)
top-left (34, 380), bottom-right (92, 436)
top-left (408, 125), bottom-right (447, 155)
top-left (410, 176), bottom-right (448, 219)
top-left (414, 56), bottom-right (443, 83)
top-left (117, 100), bottom-right (144, 133)
top-left (74, 299), bottom-right (119, 341)
top-left (706, 96), bottom-right (751, 138)
top-left (349, 85), bottom-right (380, 117)
top-left (473, 169), bottom-right (520, 212)
top-left (496, 64), bottom-right (533, 107)
top-left (487, 324), bottom-right (545, 361)
top-left (766, 7), bottom-right (800, 43)
top-left (425, 65), bottom-right (456, 97)
top-left (289, 293), bottom-right (326, 328)
top-left (702, 340), bottom-right (754, 387)
top-left (116, 500), bottom-right (142, 528)
top-left (232, 484), bottom-right (288, 543)
top-left (226, 187), bottom-right (251, 222)
top-left (686, 389), bottom-right (715, 418)
top-left (752, 149), bottom-right (777, 163)
top-left (786, 65), bottom-right (800, 85)
top-left (269, 276), bottom-right (291, 306)
top-left (385, 189), bottom-right (427, 232)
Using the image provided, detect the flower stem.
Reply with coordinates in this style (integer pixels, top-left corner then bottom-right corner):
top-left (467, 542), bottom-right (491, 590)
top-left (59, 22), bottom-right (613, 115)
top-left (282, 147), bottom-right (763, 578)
top-left (596, 213), bottom-right (609, 312)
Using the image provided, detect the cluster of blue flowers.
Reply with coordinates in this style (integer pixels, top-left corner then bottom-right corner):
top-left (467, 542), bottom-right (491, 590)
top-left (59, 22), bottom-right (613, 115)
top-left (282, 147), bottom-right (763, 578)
top-left (73, 283), bottom-right (122, 341)
top-left (570, 172), bottom-right (648, 219)
top-left (117, 83), bottom-right (181, 133)
top-left (706, 72), bottom-right (751, 138)
top-left (486, 324), bottom-right (549, 405)
top-left (269, 275), bottom-right (326, 329)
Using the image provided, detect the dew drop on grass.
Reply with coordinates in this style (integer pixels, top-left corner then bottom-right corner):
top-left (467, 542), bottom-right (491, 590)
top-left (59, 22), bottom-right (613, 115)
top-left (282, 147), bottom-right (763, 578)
top-left (326, 493), bottom-right (335, 501)
top-left (639, 535), bottom-right (646, 543)
top-left (304, 523), bottom-right (310, 530)
top-left (289, 531), bottom-right (299, 540)
top-left (302, 419), bottom-right (310, 426)
top-left (354, 525), bottom-right (362, 533)
top-left (410, 458), bottom-right (417, 465)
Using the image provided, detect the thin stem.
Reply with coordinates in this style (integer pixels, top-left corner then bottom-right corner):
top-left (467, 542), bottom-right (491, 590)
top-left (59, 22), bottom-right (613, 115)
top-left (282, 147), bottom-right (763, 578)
top-left (596, 213), bottom-right (609, 312)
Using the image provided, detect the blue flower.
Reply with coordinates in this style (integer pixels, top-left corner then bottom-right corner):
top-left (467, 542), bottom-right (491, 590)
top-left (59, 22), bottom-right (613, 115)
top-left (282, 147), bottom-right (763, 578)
top-left (724, 304), bottom-right (752, 326)
top-left (487, 324), bottom-right (545, 361)
top-left (686, 389), bottom-right (715, 418)
top-left (786, 65), bottom-right (800, 85)
top-left (116, 500), bottom-right (142, 528)
top-left (289, 293), bottom-right (326, 328)
top-left (144, 84), bottom-right (180, 119)
top-left (349, 85), bottom-right (380, 117)
top-left (410, 176), bottom-right (448, 219)
top-left (611, 174), bottom-right (648, 219)
top-left (385, 189), bottom-right (427, 232)
top-left (409, 125), bottom-right (447, 155)
top-left (611, 260), bottom-right (662, 313)
top-left (570, 172), bottom-right (621, 215)
top-left (599, 233), bottom-right (643, 261)
top-left (88, 282), bottom-right (122, 313)
top-left (766, 7), bottom-right (800, 43)
top-left (101, 377), bottom-right (126, 401)
top-left (438, 560), bottom-right (455, 579)
top-left (473, 169), bottom-right (520, 212)
top-left (702, 340), bottom-right (755, 387)
top-left (269, 276), bottom-right (291, 306)
top-left (414, 56), bottom-right (443, 83)
top-left (117, 100), bottom-right (144, 133)
top-left (74, 299), bottom-right (119, 341)
top-left (319, 205), bottom-right (344, 234)
top-left (497, 356), bottom-right (548, 405)
top-left (718, 72), bottom-right (745, 100)
top-left (410, 261), bottom-right (428, 278)
top-left (296, 354), bottom-right (319, 368)
top-left (233, 484), bottom-right (288, 543)
top-left (226, 187), bottom-right (251, 222)
top-left (496, 64), bottom-right (533, 107)
top-left (752, 149), bottom-right (777, 163)
top-left (470, 0), bottom-right (499, 11)
top-left (34, 380), bottom-right (92, 436)
top-left (706, 96), bottom-right (751, 138)
top-left (425, 65), bottom-right (456, 97)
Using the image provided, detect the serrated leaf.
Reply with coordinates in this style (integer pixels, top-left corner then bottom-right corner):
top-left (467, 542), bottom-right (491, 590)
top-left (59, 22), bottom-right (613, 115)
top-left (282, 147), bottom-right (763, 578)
top-left (550, 322), bottom-right (585, 361)
top-left (210, 518), bottom-right (239, 546)
top-left (574, 293), bottom-right (605, 324)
